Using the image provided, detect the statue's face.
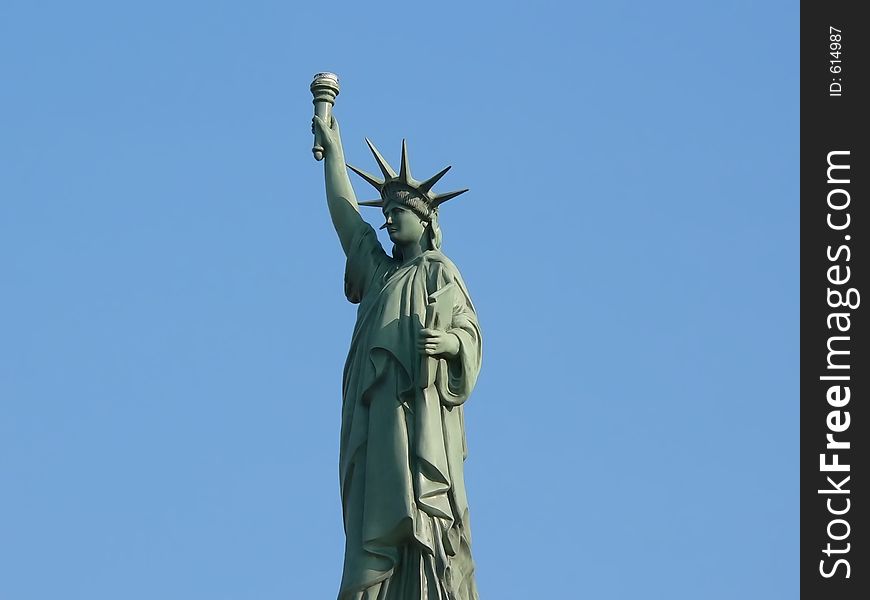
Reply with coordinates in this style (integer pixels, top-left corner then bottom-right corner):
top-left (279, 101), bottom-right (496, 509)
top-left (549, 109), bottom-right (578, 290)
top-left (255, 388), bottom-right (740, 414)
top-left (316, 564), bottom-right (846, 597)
top-left (382, 202), bottom-right (427, 245)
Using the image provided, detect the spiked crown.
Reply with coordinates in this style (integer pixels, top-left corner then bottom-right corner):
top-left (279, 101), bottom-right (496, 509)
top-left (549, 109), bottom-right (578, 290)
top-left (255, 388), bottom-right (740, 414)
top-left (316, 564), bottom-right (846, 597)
top-left (347, 139), bottom-right (468, 215)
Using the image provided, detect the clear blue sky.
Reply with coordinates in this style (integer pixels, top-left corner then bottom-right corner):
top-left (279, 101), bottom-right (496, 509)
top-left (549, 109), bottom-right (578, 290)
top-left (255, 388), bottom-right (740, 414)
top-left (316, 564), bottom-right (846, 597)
top-left (1, 1), bottom-right (798, 598)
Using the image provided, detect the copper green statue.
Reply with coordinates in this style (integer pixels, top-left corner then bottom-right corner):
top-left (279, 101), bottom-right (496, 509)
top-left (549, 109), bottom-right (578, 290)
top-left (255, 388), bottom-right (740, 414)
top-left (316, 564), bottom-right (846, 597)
top-left (311, 73), bottom-right (482, 600)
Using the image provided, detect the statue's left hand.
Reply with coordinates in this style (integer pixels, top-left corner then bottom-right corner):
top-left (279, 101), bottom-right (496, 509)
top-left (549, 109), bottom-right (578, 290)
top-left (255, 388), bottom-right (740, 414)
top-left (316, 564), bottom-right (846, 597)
top-left (418, 328), bottom-right (460, 358)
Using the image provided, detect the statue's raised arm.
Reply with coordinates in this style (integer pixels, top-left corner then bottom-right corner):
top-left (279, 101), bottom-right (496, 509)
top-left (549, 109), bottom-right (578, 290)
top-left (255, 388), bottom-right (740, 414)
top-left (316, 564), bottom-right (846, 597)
top-left (312, 114), bottom-right (366, 256)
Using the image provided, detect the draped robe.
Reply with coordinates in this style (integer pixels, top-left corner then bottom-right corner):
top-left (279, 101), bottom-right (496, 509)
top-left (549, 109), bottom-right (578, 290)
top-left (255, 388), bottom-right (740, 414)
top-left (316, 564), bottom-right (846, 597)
top-left (338, 222), bottom-right (481, 600)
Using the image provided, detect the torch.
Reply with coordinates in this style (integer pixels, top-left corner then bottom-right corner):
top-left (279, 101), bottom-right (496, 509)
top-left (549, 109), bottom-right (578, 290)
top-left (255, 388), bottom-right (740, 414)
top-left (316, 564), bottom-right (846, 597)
top-left (310, 72), bottom-right (340, 161)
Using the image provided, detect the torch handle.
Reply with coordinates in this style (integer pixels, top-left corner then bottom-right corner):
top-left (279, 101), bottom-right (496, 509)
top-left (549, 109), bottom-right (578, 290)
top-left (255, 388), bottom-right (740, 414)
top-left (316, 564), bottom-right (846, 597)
top-left (312, 101), bottom-right (331, 161)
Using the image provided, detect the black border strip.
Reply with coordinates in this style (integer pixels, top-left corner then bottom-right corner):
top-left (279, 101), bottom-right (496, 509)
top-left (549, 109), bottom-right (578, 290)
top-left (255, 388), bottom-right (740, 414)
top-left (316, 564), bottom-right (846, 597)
top-left (801, 3), bottom-right (868, 597)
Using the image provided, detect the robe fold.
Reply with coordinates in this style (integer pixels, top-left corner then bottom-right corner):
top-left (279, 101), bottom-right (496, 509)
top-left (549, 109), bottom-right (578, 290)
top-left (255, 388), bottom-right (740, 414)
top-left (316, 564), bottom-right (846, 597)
top-left (337, 222), bottom-right (481, 600)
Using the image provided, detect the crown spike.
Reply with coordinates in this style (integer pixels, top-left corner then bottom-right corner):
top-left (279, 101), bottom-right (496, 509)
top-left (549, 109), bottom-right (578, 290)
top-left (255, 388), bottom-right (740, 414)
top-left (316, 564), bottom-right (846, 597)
top-left (399, 139), bottom-right (412, 184)
top-left (431, 189), bottom-right (469, 207)
top-left (355, 137), bottom-right (468, 213)
top-left (347, 164), bottom-right (384, 191)
top-left (418, 165), bottom-right (451, 194)
top-left (365, 138), bottom-right (397, 179)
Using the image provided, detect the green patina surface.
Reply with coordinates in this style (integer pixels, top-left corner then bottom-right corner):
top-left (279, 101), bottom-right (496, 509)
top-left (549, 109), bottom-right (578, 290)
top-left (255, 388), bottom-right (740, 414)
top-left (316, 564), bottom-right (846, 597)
top-left (312, 74), bottom-right (482, 600)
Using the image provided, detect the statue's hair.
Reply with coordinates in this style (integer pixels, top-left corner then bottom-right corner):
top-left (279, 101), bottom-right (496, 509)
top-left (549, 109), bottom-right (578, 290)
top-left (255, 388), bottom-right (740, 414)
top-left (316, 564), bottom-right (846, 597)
top-left (386, 187), bottom-right (434, 220)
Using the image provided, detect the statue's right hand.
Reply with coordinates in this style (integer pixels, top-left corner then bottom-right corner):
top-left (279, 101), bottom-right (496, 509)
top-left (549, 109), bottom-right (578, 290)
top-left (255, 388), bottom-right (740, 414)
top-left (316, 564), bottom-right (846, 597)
top-left (312, 115), bottom-right (342, 157)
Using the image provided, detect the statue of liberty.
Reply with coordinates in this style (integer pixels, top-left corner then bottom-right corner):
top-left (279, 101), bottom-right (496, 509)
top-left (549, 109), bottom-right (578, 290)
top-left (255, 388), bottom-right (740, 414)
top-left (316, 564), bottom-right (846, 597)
top-left (311, 75), bottom-right (482, 600)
